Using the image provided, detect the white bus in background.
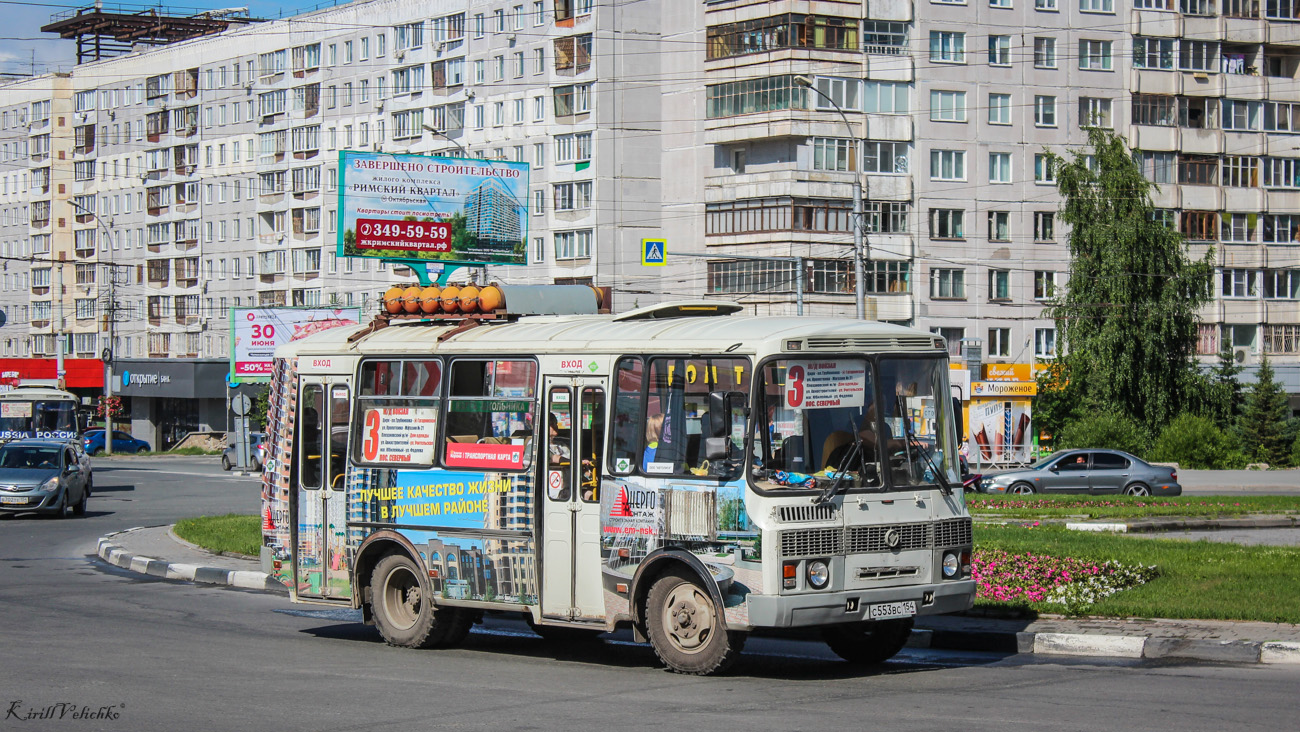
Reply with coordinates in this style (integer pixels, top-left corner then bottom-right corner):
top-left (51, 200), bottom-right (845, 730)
top-left (261, 287), bottom-right (975, 675)
top-left (0, 386), bottom-right (81, 443)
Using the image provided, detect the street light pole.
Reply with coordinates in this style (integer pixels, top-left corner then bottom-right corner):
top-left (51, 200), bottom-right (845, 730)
top-left (794, 76), bottom-right (866, 320)
top-left (67, 198), bottom-right (118, 455)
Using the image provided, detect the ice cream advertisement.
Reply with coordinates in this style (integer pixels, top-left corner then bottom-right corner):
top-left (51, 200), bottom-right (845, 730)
top-left (967, 398), bottom-right (1033, 465)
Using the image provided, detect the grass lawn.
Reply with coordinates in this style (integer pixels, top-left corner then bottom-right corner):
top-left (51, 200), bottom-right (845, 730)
top-left (174, 514), bottom-right (261, 557)
top-left (968, 494), bottom-right (1300, 520)
top-left (975, 523), bottom-right (1300, 624)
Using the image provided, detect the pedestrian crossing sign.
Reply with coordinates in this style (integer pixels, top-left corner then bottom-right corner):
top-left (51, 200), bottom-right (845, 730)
top-left (641, 238), bottom-right (667, 266)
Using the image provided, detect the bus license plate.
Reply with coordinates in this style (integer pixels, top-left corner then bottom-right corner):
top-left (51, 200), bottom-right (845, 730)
top-left (869, 601), bottom-right (916, 620)
top-left (0, 496), bottom-right (28, 505)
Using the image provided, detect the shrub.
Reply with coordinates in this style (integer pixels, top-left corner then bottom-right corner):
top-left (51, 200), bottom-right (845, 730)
top-left (1056, 412), bottom-right (1150, 457)
top-left (1151, 413), bottom-right (1242, 469)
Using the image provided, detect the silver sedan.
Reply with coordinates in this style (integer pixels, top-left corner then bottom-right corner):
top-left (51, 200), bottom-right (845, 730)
top-left (0, 440), bottom-right (92, 517)
top-left (978, 449), bottom-right (1181, 497)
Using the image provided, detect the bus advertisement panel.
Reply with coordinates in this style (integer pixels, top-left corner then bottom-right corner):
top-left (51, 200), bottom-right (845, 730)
top-left (230, 308), bottom-right (360, 382)
top-left (336, 150), bottom-right (529, 266)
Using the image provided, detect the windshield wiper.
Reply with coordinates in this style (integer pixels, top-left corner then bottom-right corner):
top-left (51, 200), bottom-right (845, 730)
top-left (813, 438), bottom-right (862, 505)
top-left (897, 396), bottom-right (953, 496)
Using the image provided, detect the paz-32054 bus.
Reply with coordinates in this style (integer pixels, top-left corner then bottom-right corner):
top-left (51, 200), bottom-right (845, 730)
top-left (261, 287), bottom-right (975, 674)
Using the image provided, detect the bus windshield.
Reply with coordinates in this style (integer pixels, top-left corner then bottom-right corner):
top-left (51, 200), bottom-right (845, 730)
top-left (0, 400), bottom-right (78, 440)
top-left (751, 356), bottom-right (959, 492)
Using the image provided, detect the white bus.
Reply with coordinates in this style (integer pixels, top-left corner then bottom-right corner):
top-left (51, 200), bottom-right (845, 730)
top-left (0, 386), bottom-right (81, 443)
top-left (261, 291), bottom-right (975, 674)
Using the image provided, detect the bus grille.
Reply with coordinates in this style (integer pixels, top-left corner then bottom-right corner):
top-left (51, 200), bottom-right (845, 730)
top-left (934, 517), bottom-right (973, 547)
top-left (776, 504), bottom-right (837, 523)
top-left (779, 528), bottom-right (843, 558)
top-left (780, 518), bottom-right (973, 558)
top-left (845, 523), bottom-right (931, 553)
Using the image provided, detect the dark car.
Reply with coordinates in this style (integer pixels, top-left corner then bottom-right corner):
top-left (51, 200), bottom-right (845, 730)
top-left (978, 449), bottom-right (1181, 496)
top-left (0, 439), bottom-right (93, 517)
top-left (83, 429), bottom-right (151, 455)
top-left (222, 433), bottom-right (266, 471)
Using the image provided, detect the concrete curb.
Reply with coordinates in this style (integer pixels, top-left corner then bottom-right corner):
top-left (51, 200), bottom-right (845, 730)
top-left (96, 527), bottom-right (287, 595)
top-left (909, 624), bottom-right (1300, 664)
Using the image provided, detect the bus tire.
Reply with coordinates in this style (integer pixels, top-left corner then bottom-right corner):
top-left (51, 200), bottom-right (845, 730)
top-left (822, 617), bottom-right (913, 665)
top-left (370, 553), bottom-right (459, 649)
top-left (646, 568), bottom-right (744, 675)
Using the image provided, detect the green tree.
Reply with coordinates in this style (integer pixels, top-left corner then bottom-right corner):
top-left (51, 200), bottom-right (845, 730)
top-left (1044, 128), bottom-right (1215, 431)
top-left (1055, 412), bottom-right (1150, 458)
top-left (1150, 413), bottom-right (1244, 469)
top-left (1206, 347), bottom-right (1245, 430)
top-left (1238, 356), bottom-right (1292, 466)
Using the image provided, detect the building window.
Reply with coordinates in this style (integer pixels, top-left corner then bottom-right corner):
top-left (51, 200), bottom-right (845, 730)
top-left (863, 21), bottom-right (909, 55)
top-left (1134, 37), bottom-right (1175, 70)
top-left (929, 209), bottom-right (965, 239)
top-left (1263, 325), bottom-right (1300, 355)
top-left (1223, 156), bottom-right (1261, 188)
top-left (1221, 213), bottom-right (1257, 243)
top-left (988, 211), bottom-right (1011, 241)
top-left (863, 141), bottom-right (909, 174)
top-left (1263, 270), bottom-right (1300, 300)
top-left (1264, 158), bottom-right (1300, 189)
top-left (989, 152), bottom-right (1011, 183)
top-left (706, 14), bottom-right (860, 59)
top-left (1034, 212), bottom-right (1055, 242)
top-left (864, 202), bottom-right (910, 234)
top-left (988, 270), bottom-right (1010, 301)
top-left (1079, 97), bottom-right (1112, 128)
top-left (1034, 37), bottom-right (1056, 68)
top-left (1035, 328), bottom-right (1057, 358)
top-left (1223, 99), bottom-right (1262, 131)
top-left (988, 93), bottom-right (1011, 124)
top-left (988, 328), bottom-right (1011, 357)
top-left (988, 35), bottom-right (1011, 66)
top-left (1179, 154), bottom-right (1218, 186)
top-left (812, 138), bottom-right (856, 172)
top-left (1222, 269), bottom-right (1258, 298)
top-left (863, 81), bottom-right (909, 114)
top-left (929, 31), bottom-right (966, 63)
top-left (1140, 151), bottom-right (1176, 184)
top-left (930, 149), bottom-right (967, 181)
top-left (1080, 0), bottom-right (1113, 11)
top-left (1079, 39), bottom-right (1113, 70)
top-left (930, 269), bottom-right (966, 299)
top-left (1180, 40), bottom-right (1217, 72)
top-left (930, 90), bottom-right (967, 122)
top-left (1034, 95), bottom-right (1057, 126)
top-left (554, 229), bottom-right (593, 260)
top-left (1133, 94), bottom-right (1177, 127)
top-left (1033, 271), bottom-right (1058, 300)
top-left (706, 197), bottom-right (855, 235)
top-left (1182, 211), bottom-right (1218, 241)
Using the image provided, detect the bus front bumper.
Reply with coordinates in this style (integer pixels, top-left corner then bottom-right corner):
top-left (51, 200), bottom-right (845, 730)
top-left (745, 580), bottom-right (976, 629)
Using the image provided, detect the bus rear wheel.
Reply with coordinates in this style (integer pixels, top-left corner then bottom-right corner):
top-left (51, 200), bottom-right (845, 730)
top-left (822, 617), bottom-right (913, 665)
top-left (645, 569), bottom-right (744, 675)
top-left (371, 553), bottom-right (470, 649)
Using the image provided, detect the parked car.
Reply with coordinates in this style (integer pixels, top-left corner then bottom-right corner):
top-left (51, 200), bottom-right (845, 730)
top-left (83, 429), bottom-right (151, 455)
top-left (0, 438), bottom-right (93, 517)
top-left (978, 449), bottom-right (1180, 496)
top-left (223, 433), bottom-right (266, 471)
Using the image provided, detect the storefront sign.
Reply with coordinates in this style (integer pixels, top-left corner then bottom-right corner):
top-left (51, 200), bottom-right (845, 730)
top-left (337, 150), bottom-right (529, 266)
top-left (983, 363), bottom-right (1033, 381)
top-left (0, 358), bottom-right (104, 389)
top-left (971, 381), bottom-right (1038, 396)
top-left (784, 360), bottom-right (867, 410)
top-left (117, 360), bottom-right (229, 399)
top-left (230, 308), bottom-right (360, 382)
top-left (360, 407), bottom-right (439, 464)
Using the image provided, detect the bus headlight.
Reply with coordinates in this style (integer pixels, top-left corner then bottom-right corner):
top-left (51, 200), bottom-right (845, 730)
top-left (942, 552), bottom-right (960, 578)
top-left (806, 560), bottom-right (830, 589)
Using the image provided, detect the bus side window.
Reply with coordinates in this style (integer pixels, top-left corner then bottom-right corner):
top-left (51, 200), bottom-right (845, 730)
top-left (329, 385), bottom-right (349, 490)
top-left (581, 387), bottom-right (605, 502)
top-left (609, 357), bottom-right (643, 475)
top-left (300, 384), bottom-right (323, 489)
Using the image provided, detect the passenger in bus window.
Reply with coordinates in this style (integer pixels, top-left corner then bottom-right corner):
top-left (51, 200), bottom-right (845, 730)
top-left (642, 413), bottom-right (663, 470)
top-left (548, 412), bottom-right (570, 465)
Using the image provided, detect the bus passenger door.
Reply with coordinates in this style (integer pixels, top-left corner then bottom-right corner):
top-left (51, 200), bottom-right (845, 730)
top-left (540, 379), bottom-right (607, 622)
top-left (293, 379), bottom-right (352, 601)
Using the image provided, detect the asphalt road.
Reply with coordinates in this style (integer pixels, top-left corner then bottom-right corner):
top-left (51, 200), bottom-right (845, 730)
top-left (1, 458), bottom-right (1298, 731)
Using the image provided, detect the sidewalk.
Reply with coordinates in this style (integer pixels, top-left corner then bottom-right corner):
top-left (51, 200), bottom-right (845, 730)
top-left (97, 525), bottom-right (1300, 665)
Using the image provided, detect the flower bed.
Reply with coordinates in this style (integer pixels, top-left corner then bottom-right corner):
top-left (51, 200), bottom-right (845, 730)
top-left (972, 547), bottom-right (1158, 612)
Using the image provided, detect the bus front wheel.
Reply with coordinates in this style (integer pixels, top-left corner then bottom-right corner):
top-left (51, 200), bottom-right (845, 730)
top-left (371, 553), bottom-right (470, 649)
top-left (822, 617), bottom-right (913, 665)
top-left (645, 568), bottom-right (744, 675)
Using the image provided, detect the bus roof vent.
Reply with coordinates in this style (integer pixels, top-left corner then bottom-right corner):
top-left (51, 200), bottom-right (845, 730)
top-left (805, 336), bottom-right (936, 351)
top-left (611, 300), bottom-right (743, 322)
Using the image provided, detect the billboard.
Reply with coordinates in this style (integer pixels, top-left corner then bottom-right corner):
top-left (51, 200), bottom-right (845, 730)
top-left (337, 150), bottom-right (528, 266)
top-left (230, 307), bottom-right (361, 383)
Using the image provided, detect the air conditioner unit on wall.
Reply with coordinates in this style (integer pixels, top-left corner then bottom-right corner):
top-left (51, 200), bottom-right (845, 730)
top-left (1233, 346), bottom-right (1251, 365)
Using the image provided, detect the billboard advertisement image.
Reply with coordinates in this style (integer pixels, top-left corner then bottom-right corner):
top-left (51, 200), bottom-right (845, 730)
top-left (230, 307), bottom-right (361, 382)
top-left (337, 150), bottom-right (528, 266)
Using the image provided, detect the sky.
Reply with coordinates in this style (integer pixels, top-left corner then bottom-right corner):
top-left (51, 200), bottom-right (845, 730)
top-left (1, 1), bottom-right (343, 76)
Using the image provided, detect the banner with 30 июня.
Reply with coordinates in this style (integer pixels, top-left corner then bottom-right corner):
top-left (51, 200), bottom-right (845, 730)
top-left (230, 307), bottom-right (361, 382)
top-left (336, 150), bottom-right (529, 266)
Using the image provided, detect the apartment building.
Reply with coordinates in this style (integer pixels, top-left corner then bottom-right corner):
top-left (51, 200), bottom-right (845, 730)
top-left (1, 0), bottom-right (1299, 419)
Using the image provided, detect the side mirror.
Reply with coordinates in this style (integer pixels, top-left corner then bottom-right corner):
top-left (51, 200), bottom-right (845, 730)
top-left (707, 391), bottom-right (729, 438)
top-left (705, 391), bottom-right (747, 461)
